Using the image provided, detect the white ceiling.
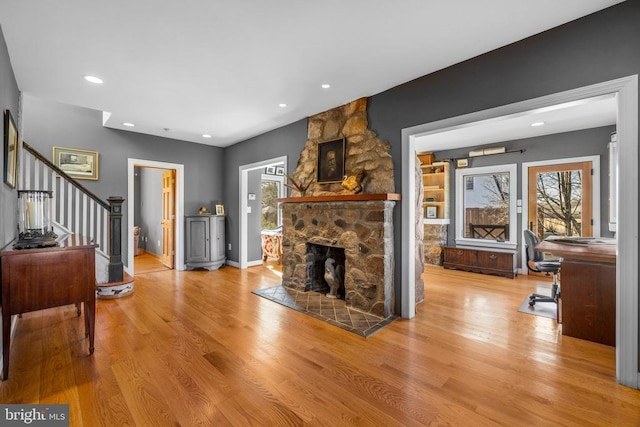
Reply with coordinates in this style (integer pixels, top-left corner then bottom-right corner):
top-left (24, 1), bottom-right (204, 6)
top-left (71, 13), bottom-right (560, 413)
top-left (0, 0), bottom-right (624, 147)
top-left (414, 94), bottom-right (618, 153)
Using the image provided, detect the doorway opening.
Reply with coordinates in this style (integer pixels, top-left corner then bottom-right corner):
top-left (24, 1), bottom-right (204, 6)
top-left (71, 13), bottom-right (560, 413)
top-left (402, 76), bottom-right (638, 387)
top-left (127, 158), bottom-right (185, 277)
top-left (239, 156), bottom-right (287, 269)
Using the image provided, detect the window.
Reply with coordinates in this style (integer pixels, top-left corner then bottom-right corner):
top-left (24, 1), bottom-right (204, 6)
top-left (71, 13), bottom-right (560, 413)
top-left (261, 175), bottom-right (284, 229)
top-left (455, 164), bottom-right (518, 249)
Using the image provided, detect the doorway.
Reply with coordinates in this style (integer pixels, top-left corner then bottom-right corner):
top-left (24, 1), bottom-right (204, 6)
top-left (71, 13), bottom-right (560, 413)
top-left (527, 160), bottom-right (594, 239)
top-left (127, 158), bottom-right (185, 276)
top-left (402, 76), bottom-right (638, 387)
top-left (239, 156), bottom-right (287, 269)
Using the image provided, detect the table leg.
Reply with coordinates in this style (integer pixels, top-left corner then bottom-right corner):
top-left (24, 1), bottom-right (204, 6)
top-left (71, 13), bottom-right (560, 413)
top-left (86, 298), bottom-right (95, 355)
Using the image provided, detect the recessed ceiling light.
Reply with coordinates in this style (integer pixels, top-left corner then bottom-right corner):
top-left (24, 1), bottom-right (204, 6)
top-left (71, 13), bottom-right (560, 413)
top-left (122, 122), bottom-right (135, 127)
top-left (202, 134), bottom-right (212, 138)
top-left (531, 121), bottom-right (545, 127)
top-left (321, 83), bottom-right (331, 89)
top-left (279, 103), bottom-right (287, 108)
top-left (84, 75), bottom-right (103, 84)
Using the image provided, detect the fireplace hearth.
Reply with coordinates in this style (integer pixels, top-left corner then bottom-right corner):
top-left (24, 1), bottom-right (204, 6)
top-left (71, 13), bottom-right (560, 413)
top-left (279, 194), bottom-right (398, 318)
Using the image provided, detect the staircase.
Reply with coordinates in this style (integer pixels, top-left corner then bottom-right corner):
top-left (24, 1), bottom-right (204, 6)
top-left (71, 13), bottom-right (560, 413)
top-left (20, 142), bottom-right (133, 298)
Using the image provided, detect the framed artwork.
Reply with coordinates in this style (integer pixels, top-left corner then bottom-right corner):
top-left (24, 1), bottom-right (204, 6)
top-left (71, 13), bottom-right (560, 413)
top-left (3, 110), bottom-right (18, 189)
top-left (53, 146), bottom-right (99, 180)
top-left (275, 166), bottom-right (285, 176)
top-left (265, 166), bottom-right (276, 175)
top-left (426, 206), bottom-right (437, 219)
top-left (317, 137), bottom-right (345, 183)
top-left (457, 158), bottom-right (469, 168)
top-left (215, 204), bottom-right (225, 215)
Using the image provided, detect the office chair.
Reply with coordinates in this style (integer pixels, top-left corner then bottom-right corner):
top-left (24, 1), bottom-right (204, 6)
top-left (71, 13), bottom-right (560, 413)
top-left (523, 229), bottom-right (561, 307)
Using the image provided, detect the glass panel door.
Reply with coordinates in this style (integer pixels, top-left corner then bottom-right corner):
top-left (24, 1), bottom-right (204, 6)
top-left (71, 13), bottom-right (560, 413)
top-left (527, 161), bottom-right (593, 240)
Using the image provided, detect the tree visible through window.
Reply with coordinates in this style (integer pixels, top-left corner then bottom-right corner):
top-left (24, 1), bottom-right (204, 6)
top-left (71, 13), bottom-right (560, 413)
top-left (536, 170), bottom-right (583, 237)
top-left (261, 180), bottom-right (280, 229)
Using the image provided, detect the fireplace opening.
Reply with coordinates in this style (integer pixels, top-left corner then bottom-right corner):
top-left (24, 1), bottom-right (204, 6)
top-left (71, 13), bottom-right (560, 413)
top-left (305, 243), bottom-right (346, 299)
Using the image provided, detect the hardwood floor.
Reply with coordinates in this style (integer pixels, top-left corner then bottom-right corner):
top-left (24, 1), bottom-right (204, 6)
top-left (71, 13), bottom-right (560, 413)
top-left (2, 264), bottom-right (639, 426)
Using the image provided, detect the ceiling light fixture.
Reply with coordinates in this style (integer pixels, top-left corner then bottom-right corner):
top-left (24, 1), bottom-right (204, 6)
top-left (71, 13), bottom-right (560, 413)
top-left (321, 83), bottom-right (331, 89)
top-left (279, 103), bottom-right (287, 108)
top-left (122, 122), bottom-right (135, 127)
top-left (531, 121), bottom-right (546, 127)
top-left (202, 134), bottom-right (212, 138)
top-left (84, 75), bottom-right (103, 84)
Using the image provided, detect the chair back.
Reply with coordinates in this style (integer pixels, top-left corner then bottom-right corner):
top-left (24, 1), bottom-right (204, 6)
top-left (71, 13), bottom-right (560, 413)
top-left (523, 229), bottom-right (544, 263)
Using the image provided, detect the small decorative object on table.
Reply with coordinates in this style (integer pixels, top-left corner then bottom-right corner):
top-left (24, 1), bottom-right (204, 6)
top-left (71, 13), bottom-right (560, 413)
top-left (215, 204), bottom-right (225, 215)
top-left (198, 206), bottom-right (211, 215)
top-left (341, 170), bottom-right (365, 194)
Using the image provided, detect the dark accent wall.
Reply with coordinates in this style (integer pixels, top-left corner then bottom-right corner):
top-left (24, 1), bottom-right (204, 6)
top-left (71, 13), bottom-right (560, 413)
top-left (21, 95), bottom-right (225, 265)
top-left (0, 25), bottom-right (19, 249)
top-left (225, 2), bottom-right (640, 315)
top-left (222, 119), bottom-right (307, 262)
top-left (434, 125), bottom-right (616, 248)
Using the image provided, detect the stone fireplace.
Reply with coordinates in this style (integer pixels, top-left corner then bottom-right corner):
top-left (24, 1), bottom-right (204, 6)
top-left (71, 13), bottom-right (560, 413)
top-left (278, 97), bottom-right (415, 320)
top-left (281, 197), bottom-right (396, 318)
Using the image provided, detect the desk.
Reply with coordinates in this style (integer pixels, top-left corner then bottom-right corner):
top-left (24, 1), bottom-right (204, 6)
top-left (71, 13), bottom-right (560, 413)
top-left (1, 235), bottom-right (97, 380)
top-left (536, 239), bottom-right (616, 346)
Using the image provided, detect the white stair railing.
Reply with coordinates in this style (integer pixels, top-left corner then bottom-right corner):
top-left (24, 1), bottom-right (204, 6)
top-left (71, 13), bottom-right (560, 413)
top-left (20, 142), bottom-right (110, 258)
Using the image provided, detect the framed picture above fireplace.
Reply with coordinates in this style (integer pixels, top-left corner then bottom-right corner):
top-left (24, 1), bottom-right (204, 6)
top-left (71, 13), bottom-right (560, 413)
top-left (317, 138), bottom-right (345, 183)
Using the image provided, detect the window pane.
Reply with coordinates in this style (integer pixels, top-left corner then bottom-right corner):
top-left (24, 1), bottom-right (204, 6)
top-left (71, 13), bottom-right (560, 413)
top-left (261, 180), bottom-right (280, 229)
top-left (463, 172), bottom-right (510, 240)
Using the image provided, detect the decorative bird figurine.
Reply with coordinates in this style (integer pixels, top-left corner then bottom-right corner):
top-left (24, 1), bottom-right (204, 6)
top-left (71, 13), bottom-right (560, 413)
top-left (341, 170), bottom-right (365, 193)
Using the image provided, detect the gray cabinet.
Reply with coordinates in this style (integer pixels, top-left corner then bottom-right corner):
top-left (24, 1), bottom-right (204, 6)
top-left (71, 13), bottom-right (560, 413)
top-left (185, 215), bottom-right (225, 270)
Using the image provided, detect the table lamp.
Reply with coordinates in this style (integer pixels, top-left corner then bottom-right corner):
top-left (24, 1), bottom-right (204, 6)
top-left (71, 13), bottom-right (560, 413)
top-left (14, 190), bottom-right (58, 249)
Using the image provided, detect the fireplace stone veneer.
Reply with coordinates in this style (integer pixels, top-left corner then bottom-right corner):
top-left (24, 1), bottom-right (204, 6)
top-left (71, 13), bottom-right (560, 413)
top-left (280, 195), bottom-right (397, 318)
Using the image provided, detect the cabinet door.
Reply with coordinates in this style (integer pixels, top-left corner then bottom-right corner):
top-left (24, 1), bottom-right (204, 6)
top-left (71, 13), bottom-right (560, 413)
top-left (187, 217), bottom-right (210, 262)
top-left (211, 216), bottom-right (226, 262)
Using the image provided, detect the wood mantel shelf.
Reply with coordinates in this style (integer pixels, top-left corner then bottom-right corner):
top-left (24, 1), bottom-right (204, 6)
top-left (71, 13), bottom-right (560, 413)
top-left (277, 193), bottom-right (401, 203)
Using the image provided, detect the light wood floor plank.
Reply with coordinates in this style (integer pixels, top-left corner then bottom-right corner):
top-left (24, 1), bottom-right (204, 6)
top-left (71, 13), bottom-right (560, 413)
top-left (1, 260), bottom-right (639, 426)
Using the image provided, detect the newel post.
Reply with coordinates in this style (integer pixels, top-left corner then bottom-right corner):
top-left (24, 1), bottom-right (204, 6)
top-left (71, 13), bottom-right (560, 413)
top-left (107, 196), bottom-right (125, 283)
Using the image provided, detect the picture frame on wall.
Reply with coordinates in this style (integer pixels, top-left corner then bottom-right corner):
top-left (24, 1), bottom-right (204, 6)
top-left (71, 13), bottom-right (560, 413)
top-left (215, 204), bottom-right (225, 215)
top-left (52, 146), bottom-right (99, 180)
top-left (265, 166), bottom-right (276, 175)
top-left (317, 137), bottom-right (345, 183)
top-left (275, 166), bottom-right (285, 176)
top-left (3, 110), bottom-right (18, 189)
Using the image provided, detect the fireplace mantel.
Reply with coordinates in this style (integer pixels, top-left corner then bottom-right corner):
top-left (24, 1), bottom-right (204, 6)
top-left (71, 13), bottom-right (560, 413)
top-left (277, 193), bottom-right (401, 203)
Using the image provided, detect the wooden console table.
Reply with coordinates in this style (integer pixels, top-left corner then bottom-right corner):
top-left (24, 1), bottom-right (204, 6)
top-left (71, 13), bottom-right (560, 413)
top-left (1, 235), bottom-right (97, 380)
top-left (443, 246), bottom-right (518, 279)
top-left (536, 238), bottom-right (616, 346)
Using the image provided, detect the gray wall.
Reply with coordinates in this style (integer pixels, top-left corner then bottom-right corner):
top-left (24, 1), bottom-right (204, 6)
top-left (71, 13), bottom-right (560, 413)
top-left (0, 23), bottom-right (20, 367)
top-left (435, 125), bottom-right (616, 248)
top-left (0, 25), bottom-right (19, 249)
top-left (139, 167), bottom-right (167, 256)
top-left (247, 168), bottom-right (262, 262)
top-left (21, 95), bottom-right (225, 266)
top-left (222, 119), bottom-right (307, 262)
top-left (225, 2), bottom-right (640, 315)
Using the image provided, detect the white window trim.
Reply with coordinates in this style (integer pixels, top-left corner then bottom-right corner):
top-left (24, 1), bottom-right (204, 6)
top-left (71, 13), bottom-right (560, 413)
top-left (455, 163), bottom-right (518, 250)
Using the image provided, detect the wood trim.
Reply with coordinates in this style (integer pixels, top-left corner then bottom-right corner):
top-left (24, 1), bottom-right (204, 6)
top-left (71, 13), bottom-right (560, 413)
top-left (277, 193), bottom-right (401, 203)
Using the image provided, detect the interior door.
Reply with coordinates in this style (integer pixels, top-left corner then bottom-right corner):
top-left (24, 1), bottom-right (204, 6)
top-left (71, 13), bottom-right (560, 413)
top-left (161, 169), bottom-right (176, 268)
top-left (527, 161), bottom-right (593, 240)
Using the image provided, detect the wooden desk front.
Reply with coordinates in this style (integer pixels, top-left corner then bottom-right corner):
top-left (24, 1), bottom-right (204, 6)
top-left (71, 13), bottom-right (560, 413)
top-left (536, 240), bottom-right (616, 346)
top-left (0, 235), bottom-right (97, 380)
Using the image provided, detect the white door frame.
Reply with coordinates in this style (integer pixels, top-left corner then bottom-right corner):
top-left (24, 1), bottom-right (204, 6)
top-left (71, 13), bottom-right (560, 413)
top-left (239, 156), bottom-right (287, 269)
top-left (402, 76), bottom-right (638, 387)
top-left (127, 158), bottom-right (185, 275)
